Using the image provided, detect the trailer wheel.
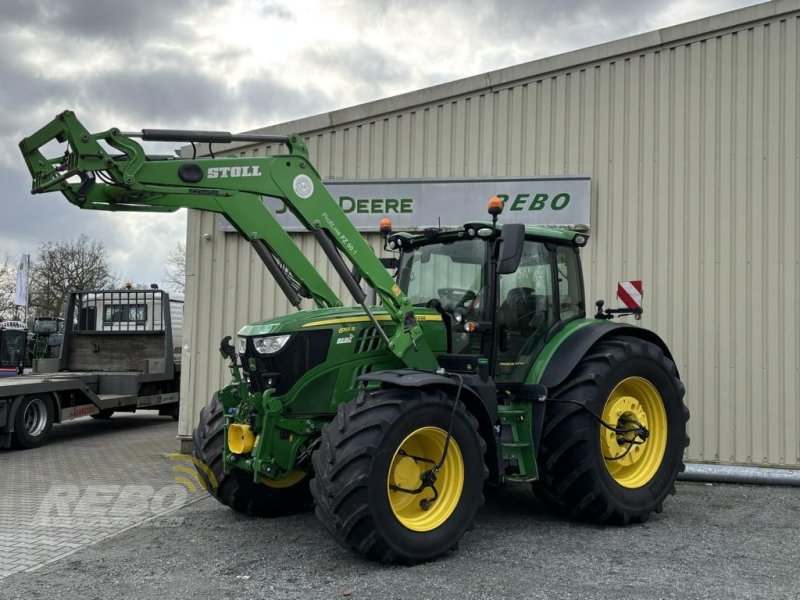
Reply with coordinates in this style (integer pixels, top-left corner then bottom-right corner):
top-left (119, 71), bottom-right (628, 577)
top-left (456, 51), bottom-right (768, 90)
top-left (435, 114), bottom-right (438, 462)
top-left (13, 394), bottom-right (54, 449)
top-left (536, 336), bottom-right (689, 524)
top-left (311, 388), bottom-right (487, 563)
top-left (192, 393), bottom-right (311, 516)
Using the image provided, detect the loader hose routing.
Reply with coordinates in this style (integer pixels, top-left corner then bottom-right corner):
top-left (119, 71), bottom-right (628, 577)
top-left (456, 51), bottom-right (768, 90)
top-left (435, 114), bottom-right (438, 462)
top-left (387, 371), bottom-right (464, 510)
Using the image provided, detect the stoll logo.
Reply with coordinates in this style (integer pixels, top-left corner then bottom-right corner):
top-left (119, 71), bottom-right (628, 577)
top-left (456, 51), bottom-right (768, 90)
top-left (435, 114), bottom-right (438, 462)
top-left (207, 165), bottom-right (262, 179)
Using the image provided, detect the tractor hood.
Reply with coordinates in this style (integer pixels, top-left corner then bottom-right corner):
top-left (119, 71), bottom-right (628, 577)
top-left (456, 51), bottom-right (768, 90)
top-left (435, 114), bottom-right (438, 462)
top-left (237, 306), bottom-right (445, 338)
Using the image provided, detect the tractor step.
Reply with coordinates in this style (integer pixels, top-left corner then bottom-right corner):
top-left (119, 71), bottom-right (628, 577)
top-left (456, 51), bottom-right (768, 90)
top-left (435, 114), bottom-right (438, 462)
top-left (498, 403), bottom-right (538, 482)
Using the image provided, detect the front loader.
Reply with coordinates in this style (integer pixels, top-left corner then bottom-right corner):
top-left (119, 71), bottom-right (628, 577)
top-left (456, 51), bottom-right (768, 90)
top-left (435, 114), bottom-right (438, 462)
top-left (19, 111), bottom-right (688, 563)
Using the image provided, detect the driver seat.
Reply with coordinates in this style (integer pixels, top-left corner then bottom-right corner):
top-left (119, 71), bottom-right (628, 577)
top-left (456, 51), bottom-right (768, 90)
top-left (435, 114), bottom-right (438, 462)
top-left (498, 287), bottom-right (537, 332)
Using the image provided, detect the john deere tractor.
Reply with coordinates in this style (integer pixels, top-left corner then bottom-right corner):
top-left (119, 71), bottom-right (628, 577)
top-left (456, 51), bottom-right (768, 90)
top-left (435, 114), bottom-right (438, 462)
top-left (20, 111), bottom-right (688, 563)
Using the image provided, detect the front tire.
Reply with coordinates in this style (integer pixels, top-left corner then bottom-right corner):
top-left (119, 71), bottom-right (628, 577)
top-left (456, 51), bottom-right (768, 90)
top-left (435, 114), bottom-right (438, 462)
top-left (536, 336), bottom-right (689, 524)
top-left (192, 393), bottom-right (311, 516)
top-left (311, 388), bottom-right (487, 563)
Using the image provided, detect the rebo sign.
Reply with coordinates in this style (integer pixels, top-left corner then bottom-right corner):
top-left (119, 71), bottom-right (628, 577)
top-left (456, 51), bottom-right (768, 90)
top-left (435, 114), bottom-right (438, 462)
top-left (218, 176), bottom-right (591, 232)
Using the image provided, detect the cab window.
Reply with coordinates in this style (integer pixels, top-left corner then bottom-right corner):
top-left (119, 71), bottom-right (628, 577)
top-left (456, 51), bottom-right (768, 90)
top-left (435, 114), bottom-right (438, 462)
top-left (555, 246), bottom-right (584, 320)
top-left (397, 239), bottom-right (486, 354)
top-left (495, 241), bottom-right (556, 382)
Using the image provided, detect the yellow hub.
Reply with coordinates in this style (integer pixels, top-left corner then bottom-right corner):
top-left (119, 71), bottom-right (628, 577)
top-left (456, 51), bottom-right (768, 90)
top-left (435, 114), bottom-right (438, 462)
top-left (600, 376), bottom-right (667, 488)
top-left (260, 470), bottom-right (306, 489)
top-left (387, 427), bottom-right (464, 532)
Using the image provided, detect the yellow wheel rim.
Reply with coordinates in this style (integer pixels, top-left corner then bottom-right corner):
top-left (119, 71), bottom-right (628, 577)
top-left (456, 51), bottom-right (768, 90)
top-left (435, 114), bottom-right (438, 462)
top-left (260, 470), bottom-right (306, 489)
top-left (387, 427), bottom-right (464, 532)
top-left (600, 376), bottom-right (667, 489)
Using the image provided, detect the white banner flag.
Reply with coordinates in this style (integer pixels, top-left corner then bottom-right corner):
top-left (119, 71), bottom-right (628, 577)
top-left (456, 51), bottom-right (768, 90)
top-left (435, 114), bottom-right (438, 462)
top-left (13, 255), bottom-right (29, 307)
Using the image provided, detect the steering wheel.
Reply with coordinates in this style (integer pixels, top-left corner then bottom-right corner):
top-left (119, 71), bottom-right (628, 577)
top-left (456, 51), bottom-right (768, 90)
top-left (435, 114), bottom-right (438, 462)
top-left (437, 287), bottom-right (475, 307)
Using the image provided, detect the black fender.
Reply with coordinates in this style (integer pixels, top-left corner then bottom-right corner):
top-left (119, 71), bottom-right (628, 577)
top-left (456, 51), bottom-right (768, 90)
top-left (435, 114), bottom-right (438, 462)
top-left (360, 370), bottom-right (503, 486)
top-left (539, 322), bottom-right (678, 390)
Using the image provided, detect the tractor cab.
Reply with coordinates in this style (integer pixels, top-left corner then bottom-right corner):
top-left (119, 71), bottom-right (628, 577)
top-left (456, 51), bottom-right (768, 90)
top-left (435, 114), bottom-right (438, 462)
top-left (29, 316), bottom-right (66, 362)
top-left (390, 219), bottom-right (587, 383)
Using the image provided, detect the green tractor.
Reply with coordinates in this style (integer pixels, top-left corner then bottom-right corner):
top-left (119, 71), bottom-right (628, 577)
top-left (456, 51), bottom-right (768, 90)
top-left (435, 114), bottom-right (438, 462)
top-left (28, 316), bottom-right (65, 364)
top-left (20, 111), bottom-right (688, 563)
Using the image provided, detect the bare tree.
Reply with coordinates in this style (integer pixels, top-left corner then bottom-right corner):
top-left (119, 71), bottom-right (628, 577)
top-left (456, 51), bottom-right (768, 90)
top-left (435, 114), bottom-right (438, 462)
top-left (30, 234), bottom-right (116, 317)
top-left (0, 252), bottom-right (17, 320)
top-left (164, 241), bottom-right (186, 294)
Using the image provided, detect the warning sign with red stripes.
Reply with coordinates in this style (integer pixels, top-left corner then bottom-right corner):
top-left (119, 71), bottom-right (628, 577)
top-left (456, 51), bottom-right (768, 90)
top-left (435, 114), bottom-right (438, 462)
top-left (617, 280), bottom-right (643, 310)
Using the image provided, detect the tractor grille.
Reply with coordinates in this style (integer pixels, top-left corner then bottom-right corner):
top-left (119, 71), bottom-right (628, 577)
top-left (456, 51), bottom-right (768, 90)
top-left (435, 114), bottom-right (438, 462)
top-left (353, 325), bottom-right (395, 353)
top-left (242, 330), bottom-right (332, 396)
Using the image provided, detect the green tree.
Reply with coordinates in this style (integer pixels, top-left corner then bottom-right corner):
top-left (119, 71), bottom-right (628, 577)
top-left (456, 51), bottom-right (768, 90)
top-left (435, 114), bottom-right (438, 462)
top-left (30, 235), bottom-right (117, 317)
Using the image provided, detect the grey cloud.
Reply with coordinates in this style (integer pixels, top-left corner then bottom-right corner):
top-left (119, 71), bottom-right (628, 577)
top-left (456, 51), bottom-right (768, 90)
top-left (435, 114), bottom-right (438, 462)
top-left (259, 2), bottom-right (293, 20)
top-left (236, 77), bottom-right (334, 124)
top-left (0, 163), bottom-right (109, 248)
top-left (0, 162), bottom-right (184, 285)
top-left (0, 55), bottom-right (73, 119)
top-left (79, 69), bottom-right (230, 126)
top-left (1, 0), bottom-right (48, 27)
top-left (0, 0), bottom-right (219, 42)
top-left (302, 43), bottom-right (411, 87)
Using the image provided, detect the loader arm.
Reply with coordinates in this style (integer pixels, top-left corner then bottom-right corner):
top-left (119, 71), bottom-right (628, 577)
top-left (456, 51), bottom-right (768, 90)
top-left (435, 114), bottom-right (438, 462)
top-left (19, 110), bottom-right (438, 370)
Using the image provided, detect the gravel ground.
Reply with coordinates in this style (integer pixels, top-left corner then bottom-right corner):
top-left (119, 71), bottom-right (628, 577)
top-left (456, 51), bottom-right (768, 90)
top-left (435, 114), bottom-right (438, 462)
top-left (4, 480), bottom-right (799, 600)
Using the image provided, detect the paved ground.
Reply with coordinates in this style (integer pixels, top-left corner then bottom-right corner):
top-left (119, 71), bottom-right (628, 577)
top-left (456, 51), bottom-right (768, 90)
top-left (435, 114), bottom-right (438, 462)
top-left (0, 413), bottom-right (192, 579)
top-left (2, 416), bottom-right (800, 599)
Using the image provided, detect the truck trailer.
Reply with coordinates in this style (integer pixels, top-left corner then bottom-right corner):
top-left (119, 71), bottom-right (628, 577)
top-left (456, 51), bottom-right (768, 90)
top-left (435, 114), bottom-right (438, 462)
top-left (0, 288), bottom-right (182, 449)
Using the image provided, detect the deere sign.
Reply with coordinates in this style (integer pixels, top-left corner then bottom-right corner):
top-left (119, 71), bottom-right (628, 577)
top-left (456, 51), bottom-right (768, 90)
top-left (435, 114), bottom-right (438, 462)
top-left (218, 176), bottom-right (590, 232)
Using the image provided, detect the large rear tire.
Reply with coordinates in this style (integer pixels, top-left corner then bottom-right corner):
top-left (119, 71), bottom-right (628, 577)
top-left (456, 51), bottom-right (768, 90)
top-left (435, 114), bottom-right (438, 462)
top-left (311, 388), bottom-right (487, 563)
top-left (192, 393), bottom-right (311, 516)
top-left (536, 336), bottom-right (689, 524)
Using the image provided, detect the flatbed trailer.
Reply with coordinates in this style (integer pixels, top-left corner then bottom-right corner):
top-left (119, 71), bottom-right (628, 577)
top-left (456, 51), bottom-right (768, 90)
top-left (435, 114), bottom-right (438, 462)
top-left (0, 289), bottom-right (182, 449)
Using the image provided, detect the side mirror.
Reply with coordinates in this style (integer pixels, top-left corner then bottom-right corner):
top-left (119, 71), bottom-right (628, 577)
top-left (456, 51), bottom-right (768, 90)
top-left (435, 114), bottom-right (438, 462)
top-left (497, 223), bottom-right (525, 274)
top-left (219, 336), bottom-right (236, 361)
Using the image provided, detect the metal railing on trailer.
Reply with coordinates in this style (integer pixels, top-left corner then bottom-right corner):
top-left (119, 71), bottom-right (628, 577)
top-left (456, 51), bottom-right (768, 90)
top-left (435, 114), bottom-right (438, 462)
top-left (59, 289), bottom-right (174, 378)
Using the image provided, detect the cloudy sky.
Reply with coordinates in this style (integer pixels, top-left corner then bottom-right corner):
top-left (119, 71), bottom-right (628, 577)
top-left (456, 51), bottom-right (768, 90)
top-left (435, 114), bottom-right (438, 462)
top-left (0, 0), bottom-right (763, 286)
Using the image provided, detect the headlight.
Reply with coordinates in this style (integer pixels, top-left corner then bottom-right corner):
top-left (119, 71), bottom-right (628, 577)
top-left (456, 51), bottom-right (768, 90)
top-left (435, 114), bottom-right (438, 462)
top-left (236, 336), bottom-right (247, 354)
top-left (253, 334), bottom-right (291, 355)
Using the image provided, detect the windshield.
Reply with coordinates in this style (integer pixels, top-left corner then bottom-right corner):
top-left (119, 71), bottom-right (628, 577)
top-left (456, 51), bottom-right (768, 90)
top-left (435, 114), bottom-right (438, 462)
top-left (34, 319), bottom-right (62, 334)
top-left (0, 330), bottom-right (26, 365)
top-left (396, 239), bottom-right (486, 310)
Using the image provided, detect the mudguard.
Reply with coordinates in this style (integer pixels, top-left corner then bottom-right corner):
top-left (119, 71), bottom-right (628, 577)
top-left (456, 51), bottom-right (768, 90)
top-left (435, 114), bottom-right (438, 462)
top-left (538, 321), bottom-right (677, 390)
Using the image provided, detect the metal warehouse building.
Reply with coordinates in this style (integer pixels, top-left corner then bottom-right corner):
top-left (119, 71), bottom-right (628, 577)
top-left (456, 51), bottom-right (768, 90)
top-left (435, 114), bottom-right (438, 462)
top-left (179, 0), bottom-right (800, 469)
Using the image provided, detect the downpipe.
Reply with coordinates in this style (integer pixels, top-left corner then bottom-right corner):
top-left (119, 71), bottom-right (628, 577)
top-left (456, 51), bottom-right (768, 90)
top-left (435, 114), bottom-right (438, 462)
top-left (680, 462), bottom-right (800, 487)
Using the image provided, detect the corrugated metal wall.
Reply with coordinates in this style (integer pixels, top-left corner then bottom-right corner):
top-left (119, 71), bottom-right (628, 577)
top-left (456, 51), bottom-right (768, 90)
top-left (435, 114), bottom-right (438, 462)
top-left (181, 2), bottom-right (800, 467)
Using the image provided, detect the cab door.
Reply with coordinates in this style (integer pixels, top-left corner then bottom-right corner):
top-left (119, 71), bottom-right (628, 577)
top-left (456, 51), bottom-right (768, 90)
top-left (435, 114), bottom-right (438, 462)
top-left (493, 240), bottom-right (557, 382)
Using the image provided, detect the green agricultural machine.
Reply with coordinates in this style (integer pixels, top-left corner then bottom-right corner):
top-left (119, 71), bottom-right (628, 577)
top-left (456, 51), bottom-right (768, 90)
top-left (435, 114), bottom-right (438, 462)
top-left (20, 111), bottom-right (688, 563)
top-left (28, 316), bottom-right (65, 364)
